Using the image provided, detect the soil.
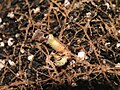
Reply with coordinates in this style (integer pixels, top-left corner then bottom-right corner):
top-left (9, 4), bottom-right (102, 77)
top-left (0, 0), bottom-right (120, 90)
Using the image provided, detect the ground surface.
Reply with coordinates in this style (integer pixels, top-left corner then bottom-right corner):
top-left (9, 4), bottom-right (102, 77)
top-left (0, 0), bottom-right (120, 90)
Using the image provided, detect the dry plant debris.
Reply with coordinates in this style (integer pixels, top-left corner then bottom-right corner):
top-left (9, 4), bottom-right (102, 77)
top-left (0, 0), bottom-right (120, 90)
